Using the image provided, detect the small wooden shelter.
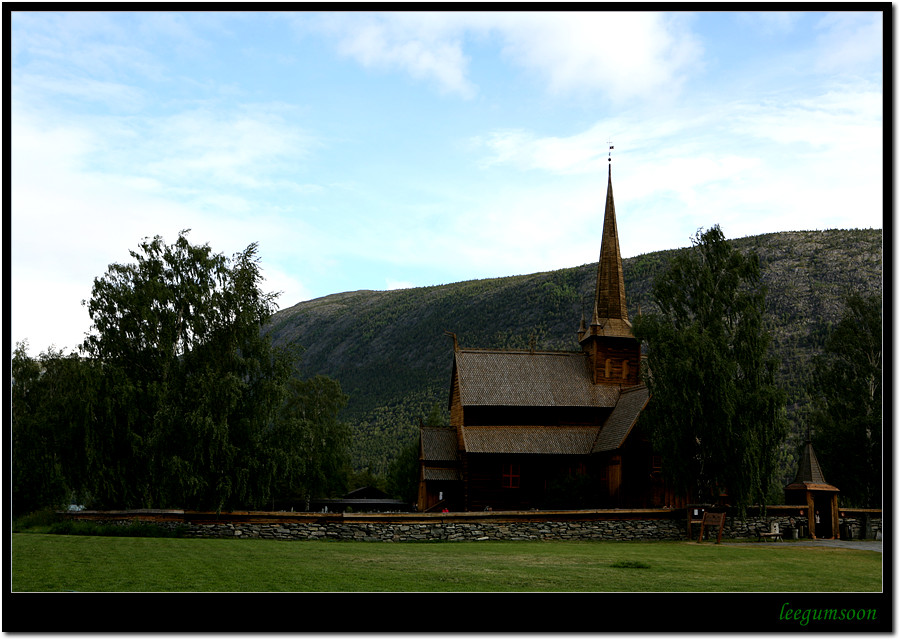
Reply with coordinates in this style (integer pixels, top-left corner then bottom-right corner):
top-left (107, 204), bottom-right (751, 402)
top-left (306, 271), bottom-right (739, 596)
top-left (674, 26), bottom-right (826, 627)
top-left (784, 439), bottom-right (840, 539)
top-left (311, 486), bottom-right (411, 513)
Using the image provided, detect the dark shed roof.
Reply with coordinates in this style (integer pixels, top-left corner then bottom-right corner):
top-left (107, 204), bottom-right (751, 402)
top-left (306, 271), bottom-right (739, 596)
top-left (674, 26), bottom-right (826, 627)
top-left (424, 468), bottom-right (460, 481)
top-left (455, 349), bottom-right (620, 408)
top-left (344, 486), bottom-right (390, 500)
top-left (421, 426), bottom-right (459, 462)
top-left (592, 385), bottom-right (649, 453)
top-left (461, 425), bottom-right (601, 455)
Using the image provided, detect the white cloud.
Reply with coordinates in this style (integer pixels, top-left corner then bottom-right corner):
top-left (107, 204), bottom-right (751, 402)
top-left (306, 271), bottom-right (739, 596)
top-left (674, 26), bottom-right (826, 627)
top-left (736, 11), bottom-right (805, 36)
top-left (261, 266), bottom-right (313, 312)
top-left (310, 12), bottom-right (476, 98)
top-left (10, 11), bottom-right (883, 356)
top-left (474, 126), bottom-right (609, 174)
top-left (465, 78), bottom-right (882, 263)
top-left (10, 96), bottom-right (327, 354)
top-left (487, 12), bottom-right (703, 101)
top-left (14, 71), bottom-right (148, 112)
top-left (814, 12), bottom-right (883, 74)
top-left (386, 279), bottom-right (415, 291)
top-left (11, 12), bottom-right (167, 85)
top-left (308, 12), bottom-right (702, 103)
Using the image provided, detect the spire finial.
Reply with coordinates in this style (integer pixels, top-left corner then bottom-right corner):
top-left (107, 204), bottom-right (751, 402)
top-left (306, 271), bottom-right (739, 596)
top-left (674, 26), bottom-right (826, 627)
top-left (444, 331), bottom-right (459, 352)
top-left (607, 137), bottom-right (614, 164)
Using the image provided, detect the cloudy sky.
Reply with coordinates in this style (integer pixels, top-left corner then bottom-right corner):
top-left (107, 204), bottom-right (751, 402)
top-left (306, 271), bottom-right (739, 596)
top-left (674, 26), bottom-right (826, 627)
top-left (10, 10), bottom-right (884, 355)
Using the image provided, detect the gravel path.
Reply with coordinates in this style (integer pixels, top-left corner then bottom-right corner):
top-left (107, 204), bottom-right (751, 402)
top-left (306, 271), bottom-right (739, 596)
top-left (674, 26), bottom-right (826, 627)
top-left (727, 539), bottom-right (883, 553)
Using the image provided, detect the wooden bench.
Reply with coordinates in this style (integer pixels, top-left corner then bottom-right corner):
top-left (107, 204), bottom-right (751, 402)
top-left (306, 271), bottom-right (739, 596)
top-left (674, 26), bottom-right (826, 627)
top-left (757, 522), bottom-right (783, 542)
top-left (698, 511), bottom-right (726, 544)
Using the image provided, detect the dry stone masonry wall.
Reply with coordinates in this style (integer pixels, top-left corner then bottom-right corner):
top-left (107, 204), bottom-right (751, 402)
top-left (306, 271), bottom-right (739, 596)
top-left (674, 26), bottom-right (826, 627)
top-left (72, 509), bottom-right (881, 542)
top-left (181, 519), bottom-right (687, 542)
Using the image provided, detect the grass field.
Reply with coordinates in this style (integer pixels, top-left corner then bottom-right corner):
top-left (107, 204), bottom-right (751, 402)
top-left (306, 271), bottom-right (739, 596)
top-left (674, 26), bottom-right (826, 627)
top-left (11, 533), bottom-right (882, 592)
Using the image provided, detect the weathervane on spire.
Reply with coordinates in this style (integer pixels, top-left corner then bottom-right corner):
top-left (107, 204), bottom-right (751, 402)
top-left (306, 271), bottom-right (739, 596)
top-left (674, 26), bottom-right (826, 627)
top-left (607, 137), bottom-right (614, 163)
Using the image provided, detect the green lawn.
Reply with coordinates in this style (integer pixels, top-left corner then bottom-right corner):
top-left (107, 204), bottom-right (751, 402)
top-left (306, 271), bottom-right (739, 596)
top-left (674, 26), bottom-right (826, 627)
top-left (11, 533), bottom-right (882, 592)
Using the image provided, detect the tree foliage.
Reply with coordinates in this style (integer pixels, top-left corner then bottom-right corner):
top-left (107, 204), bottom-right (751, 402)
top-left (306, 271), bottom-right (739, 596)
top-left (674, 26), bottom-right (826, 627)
top-left (269, 374), bottom-right (351, 509)
top-left (12, 231), bottom-right (356, 515)
top-left (385, 403), bottom-right (443, 505)
top-left (808, 293), bottom-right (882, 507)
top-left (11, 343), bottom-right (73, 515)
top-left (633, 225), bottom-right (788, 513)
top-left (78, 231), bottom-right (294, 510)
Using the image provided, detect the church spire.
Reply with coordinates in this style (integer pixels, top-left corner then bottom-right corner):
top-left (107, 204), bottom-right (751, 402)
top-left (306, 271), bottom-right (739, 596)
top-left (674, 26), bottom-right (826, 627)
top-left (581, 164), bottom-right (633, 343)
top-left (577, 161), bottom-right (640, 386)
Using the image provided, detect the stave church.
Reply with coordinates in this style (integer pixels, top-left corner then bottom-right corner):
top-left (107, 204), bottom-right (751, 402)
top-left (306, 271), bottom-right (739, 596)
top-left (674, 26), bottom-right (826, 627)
top-left (418, 165), bottom-right (679, 512)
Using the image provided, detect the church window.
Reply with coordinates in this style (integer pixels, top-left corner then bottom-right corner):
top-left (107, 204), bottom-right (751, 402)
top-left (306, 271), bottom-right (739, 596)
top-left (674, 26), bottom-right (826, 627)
top-left (502, 463), bottom-right (521, 489)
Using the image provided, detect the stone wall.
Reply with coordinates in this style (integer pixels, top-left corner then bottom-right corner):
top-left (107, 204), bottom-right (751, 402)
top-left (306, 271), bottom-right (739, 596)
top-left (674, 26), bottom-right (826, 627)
top-left (65, 507), bottom-right (882, 543)
top-left (180, 518), bottom-right (688, 542)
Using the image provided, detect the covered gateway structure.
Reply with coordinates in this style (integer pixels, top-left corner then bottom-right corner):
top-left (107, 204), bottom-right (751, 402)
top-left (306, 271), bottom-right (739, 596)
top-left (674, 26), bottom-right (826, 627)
top-left (784, 439), bottom-right (840, 539)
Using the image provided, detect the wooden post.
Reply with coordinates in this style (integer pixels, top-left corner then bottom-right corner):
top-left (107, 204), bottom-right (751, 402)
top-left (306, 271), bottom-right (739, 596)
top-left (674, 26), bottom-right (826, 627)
top-left (831, 494), bottom-right (840, 540)
top-left (807, 492), bottom-right (816, 539)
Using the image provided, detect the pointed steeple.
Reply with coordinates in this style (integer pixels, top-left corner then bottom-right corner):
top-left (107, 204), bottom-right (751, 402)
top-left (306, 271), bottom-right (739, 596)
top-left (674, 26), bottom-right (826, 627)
top-left (792, 438), bottom-right (829, 486)
top-left (577, 164), bottom-right (641, 387)
top-left (581, 164), bottom-right (633, 343)
top-left (784, 436), bottom-right (840, 493)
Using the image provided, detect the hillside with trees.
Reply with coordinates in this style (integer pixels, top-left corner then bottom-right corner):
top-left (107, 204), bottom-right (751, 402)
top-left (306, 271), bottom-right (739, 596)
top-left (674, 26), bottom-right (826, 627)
top-left (265, 228), bottom-right (883, 489)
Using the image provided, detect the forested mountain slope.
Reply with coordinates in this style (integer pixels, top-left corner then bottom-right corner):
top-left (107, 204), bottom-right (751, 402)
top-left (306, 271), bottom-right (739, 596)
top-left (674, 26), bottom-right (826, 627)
top-left (265, 228), bottom-right (883, 479)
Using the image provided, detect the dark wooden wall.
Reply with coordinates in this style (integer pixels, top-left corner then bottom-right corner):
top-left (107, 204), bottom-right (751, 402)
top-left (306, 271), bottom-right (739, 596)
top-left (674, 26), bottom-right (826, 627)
top-left (464, 454), bottom-right (593, 512)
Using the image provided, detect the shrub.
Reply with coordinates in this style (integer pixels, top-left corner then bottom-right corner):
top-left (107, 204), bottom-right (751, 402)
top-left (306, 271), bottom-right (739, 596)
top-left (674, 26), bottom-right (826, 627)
top-left (12, 509), bottom-right (65, 532)
top-left (47, 519), bottom-right (188, 538)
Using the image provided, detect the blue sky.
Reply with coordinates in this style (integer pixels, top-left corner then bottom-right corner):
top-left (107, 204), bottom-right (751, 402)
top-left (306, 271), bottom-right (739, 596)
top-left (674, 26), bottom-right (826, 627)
top-left (10, 10), bottom-right (884, 355)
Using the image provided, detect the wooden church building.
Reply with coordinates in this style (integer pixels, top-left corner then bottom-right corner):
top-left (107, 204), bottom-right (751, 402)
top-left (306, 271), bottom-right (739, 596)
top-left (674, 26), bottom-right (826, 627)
top-left (418, 166), bottom-right (676, 512)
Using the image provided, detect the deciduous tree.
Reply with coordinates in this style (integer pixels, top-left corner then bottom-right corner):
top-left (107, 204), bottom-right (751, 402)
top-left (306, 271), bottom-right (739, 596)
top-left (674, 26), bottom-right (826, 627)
top-left (269, 375), bottom-right (351, 510)
top-left (11, 343), bottom-right (96, 515)
top-left (80, 230), bottom-right (292, 510)
top-left (808, 292), bottom-right (882, 507)
top-left (633, 225), bottom-right (788, 513)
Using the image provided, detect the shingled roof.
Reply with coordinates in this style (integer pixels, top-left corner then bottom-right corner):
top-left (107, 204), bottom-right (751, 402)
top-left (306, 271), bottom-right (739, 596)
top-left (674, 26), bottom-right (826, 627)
top-left (592, 385), bottom-right (649, 453)
top-left (424, 468), bottom-right (460, 481)
top-left (581, 165), bottom-right (634, 342)
top-left (460, 425), bottom-right (601, 455)
top-left (454, 349), bottom-right (621, 408)
top-left (420, 426), bottom-right (459, 463)
top-left (784, 440), bottom-right (839, 493)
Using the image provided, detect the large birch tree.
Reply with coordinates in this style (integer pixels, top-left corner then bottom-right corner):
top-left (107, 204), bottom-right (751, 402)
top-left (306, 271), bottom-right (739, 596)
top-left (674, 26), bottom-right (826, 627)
top-left (633, 225), bottom-right (788, 513)
top-left (81, 230), bottom-right (292, 510)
